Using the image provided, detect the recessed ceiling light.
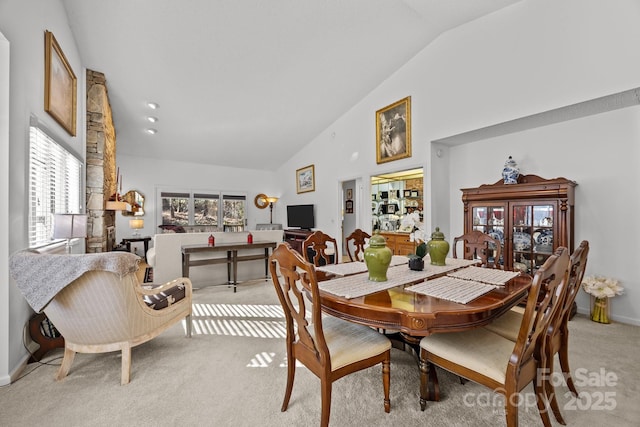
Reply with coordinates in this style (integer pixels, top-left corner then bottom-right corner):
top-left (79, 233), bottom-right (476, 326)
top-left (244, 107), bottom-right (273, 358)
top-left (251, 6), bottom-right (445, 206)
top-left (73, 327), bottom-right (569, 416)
top-left (147, 102), bottom-right (159, 109)
top-left (145, 128), bottom-right (157, 134)
top-left (147, 116), bottom-right (158, 123)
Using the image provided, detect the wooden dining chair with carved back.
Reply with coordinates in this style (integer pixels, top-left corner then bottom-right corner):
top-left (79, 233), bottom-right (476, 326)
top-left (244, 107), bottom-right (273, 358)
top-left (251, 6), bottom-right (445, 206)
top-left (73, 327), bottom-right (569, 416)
top-left (269, 242), bottom-right (391, 427)
top-left (418, 247), bottom-right (570, 427)
top-left (452, 230), bottom-right (502, 269)
top-left (302, 230), bottom-right (339, 281)
top-left (484, 240), bottom-right (589, 424)
top-left (345, 228), bottom-right (371, 262)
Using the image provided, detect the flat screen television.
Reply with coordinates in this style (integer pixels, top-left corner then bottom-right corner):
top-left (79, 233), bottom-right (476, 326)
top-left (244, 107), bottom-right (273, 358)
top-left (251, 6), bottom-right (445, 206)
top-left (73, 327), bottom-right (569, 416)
top-left (287, 204), bottom-right (315, 230)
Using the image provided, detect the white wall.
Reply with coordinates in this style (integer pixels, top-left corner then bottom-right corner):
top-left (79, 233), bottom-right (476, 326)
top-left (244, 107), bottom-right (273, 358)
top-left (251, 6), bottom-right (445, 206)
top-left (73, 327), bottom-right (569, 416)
top-left (448, 107), bottom-right (640, 324)
top-left (0, 31), bottom-right (11, 385)
top-left (115, 154), bottom-right (280, 242)
top-left (0, 0), bottom-right (86, 384)
top-left (274, 0), bottom-right (640, 324)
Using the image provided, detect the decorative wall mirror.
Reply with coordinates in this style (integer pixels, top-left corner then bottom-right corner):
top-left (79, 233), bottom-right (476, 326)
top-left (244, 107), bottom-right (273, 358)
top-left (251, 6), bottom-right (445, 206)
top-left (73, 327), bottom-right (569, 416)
top-left (122, 190), bottom-right (145, 216)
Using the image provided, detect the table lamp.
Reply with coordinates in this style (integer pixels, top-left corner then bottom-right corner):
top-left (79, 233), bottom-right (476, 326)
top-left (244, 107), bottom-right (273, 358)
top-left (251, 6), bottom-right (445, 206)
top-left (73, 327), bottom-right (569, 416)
top-left (53, 214), bottom-right (88, 253)
top-left (129, 218), bottom-right (144, 237)
top-left (266, 196), bottom-right (279, 223)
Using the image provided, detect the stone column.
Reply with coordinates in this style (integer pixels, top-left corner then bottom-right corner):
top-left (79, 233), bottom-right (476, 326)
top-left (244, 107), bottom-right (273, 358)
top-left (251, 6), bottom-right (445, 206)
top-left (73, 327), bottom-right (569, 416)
top-left (85, 70), bottom-right (117, 253)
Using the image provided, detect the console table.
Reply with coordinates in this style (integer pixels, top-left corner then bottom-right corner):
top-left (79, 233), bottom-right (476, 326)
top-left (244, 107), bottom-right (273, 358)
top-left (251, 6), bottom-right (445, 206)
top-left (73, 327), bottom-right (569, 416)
top-left (181, 241), bottom-right (277, 292)
top-left (283, 229), bottom-right (313, 254)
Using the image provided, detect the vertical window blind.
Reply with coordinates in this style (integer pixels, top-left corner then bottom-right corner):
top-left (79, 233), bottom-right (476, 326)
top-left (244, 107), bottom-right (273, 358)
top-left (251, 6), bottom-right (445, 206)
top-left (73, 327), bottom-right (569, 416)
top-left (28, 125), bottom-right (82, 247)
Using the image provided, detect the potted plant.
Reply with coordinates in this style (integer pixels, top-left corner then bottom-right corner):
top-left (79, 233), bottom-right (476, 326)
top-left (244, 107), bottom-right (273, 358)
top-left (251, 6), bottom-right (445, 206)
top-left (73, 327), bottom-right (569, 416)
top-left (408, 242), bottom-right (427, 271)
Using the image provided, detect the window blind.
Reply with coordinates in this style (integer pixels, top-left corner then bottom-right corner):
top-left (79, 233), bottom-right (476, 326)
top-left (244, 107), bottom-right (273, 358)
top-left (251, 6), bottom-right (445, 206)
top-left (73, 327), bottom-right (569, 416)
top-left (29, 125), bottom-right (82, 247)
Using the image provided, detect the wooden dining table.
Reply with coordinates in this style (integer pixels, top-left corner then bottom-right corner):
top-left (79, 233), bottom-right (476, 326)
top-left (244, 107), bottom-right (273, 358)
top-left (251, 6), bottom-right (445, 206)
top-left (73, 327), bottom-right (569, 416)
top-left (317, 260), bottom-right (532, 400)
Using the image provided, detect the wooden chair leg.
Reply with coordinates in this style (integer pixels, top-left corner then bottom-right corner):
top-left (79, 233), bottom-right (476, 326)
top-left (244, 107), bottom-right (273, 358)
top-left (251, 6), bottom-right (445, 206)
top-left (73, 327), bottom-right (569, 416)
top-left (281, 353), bottom-right (295, 412)
top-left (320, 377), bottom-right (332, 427)
top-left (534, 377), bottom-right (553, 427)
top-left (559, 336), bottom-right (578, 396)
top-left (121, 344), bottom-right (132, 385)
top-left (55, 346), bottom-right (76, 381)
top-left (382, 356), bottom-right (391, 413)
top-left (418, 350), bottom-right (428, 411)
top-left (505, 390), bottom-right (520, 427)
top-left (185, 315), bottom-right (192, 337)
top-left (544, 359), bottom-right (567, 425)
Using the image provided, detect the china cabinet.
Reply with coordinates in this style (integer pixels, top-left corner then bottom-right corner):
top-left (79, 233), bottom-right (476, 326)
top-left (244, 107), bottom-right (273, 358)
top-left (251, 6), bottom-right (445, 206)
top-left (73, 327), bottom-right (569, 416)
top-left (461, 175), bottom-right (576, 275)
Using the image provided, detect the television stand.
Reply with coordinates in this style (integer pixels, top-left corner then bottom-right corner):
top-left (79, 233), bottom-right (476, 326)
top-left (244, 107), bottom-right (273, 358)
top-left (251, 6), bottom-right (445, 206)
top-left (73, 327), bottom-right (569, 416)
top-left (284, 229), bottom-right (313, 254)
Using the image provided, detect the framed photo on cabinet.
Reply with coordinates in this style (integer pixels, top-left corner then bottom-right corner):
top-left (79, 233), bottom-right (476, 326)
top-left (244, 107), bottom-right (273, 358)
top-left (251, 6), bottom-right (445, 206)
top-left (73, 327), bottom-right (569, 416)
top-left (296, 164), bottom-right (315, 193)
top-left (44, 31), bottom-right (77, 136)
top-left (376, 96), bottom-right (411, 164)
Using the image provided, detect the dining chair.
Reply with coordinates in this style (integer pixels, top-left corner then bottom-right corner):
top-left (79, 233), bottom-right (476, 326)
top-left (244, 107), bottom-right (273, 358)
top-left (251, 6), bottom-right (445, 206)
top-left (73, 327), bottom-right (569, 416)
top-left (418, 247), bottom-right (570, 427)
top-left (269, 242), bottom-right (391, 427)
top-left (452, 230), bottom-right (502, 269)
top-left (345, 228), bottom-right (371, 262)
top-left (484, 240), bottom-right (589, 424)
top-left (303, 230), bottom-right (339, 281)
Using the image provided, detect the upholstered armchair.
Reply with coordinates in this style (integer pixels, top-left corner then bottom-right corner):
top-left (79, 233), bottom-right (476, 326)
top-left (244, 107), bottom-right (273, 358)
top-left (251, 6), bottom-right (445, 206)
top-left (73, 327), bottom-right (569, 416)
top-left (9, 250), bottom-right (192, 385)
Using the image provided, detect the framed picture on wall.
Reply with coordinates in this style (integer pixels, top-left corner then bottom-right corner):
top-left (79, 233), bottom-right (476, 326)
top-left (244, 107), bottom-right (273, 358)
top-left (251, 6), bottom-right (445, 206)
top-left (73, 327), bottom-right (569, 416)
top-left (296, 164), bottom-right (315, 193)
top-left (345, 200), bottom-right (353, 214)
top-left (376, 96), bottom-right (411, 164)
top-left (346, 188), bottom-right (353, 200)
top-left (44, 30), bottom-right (77, 136)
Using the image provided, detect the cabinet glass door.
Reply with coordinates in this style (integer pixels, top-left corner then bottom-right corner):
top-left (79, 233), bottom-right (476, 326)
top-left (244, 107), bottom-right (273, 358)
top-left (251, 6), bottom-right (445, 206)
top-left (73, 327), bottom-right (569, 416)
top-left (511, 203), bottom-right (555, 274)
top-left (471, 205), bottom-right (504, 267)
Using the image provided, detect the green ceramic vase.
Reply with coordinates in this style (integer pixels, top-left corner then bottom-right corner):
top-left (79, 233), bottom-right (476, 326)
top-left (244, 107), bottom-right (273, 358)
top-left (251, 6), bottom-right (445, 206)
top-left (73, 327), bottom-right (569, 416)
top-left (364, 231), bottom-right (392, 282)
top-left (427, 227), bottom-right (449, 266)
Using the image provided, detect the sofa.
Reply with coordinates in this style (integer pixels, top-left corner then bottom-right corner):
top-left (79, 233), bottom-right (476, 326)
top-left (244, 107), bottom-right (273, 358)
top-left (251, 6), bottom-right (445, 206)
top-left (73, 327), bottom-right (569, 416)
top-left (147, 230), bottom-right (284, 285)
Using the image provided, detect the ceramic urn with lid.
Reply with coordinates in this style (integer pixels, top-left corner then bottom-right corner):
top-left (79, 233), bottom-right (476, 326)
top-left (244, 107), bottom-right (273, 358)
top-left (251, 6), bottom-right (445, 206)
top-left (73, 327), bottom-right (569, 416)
top-left (502, 156), bottom-right (520, 184)
top-left (364, 231), bottom-right (393, 282)
top-left (427, 227), bottom-right (449, 266)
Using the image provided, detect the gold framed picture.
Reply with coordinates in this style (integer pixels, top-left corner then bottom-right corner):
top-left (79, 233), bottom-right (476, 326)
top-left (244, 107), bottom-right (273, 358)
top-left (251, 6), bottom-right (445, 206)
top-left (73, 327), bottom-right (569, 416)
top-left (346, 188), bottom-right (353, 200)
top-left (376, 96), bottom-right (411, 164)
top-left (296, 164), bottom-right (315, 193)
top-left (44, 30), bottom-right (77, 136)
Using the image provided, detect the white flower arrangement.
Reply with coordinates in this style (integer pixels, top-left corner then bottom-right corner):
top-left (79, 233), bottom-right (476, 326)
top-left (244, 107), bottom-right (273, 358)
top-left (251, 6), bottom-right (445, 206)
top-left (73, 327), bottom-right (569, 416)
top-left (399, 211), bottom-right (425, 240)
top-left (581, 276), bottom-right (624, 299)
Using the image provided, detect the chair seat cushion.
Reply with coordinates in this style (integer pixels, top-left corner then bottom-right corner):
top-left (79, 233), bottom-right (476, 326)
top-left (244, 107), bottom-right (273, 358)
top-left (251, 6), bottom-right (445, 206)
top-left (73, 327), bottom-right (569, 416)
top-left (315, 315), bottom-right (391, 371)
top-left (420, 328), bottom-right (515, 384)
top-left (142, 282), bottom-right (187, 310)
top-left (483, 306), bottom-right (524, 342)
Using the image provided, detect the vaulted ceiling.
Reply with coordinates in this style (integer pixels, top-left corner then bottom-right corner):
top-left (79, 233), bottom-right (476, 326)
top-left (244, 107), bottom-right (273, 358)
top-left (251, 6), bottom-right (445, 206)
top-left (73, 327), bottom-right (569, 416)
top-left (62, 0), bottom-right (520, 170)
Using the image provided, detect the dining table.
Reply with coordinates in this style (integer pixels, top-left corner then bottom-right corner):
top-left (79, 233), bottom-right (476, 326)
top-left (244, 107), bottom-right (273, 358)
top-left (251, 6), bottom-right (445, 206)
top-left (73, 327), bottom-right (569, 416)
top-left (316, 259), bottom-right (531, 400)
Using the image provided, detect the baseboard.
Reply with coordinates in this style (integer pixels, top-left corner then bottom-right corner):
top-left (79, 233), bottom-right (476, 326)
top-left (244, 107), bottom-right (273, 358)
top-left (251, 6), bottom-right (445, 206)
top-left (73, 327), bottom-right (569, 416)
top-left (0, 352), bottom-right (32, 386)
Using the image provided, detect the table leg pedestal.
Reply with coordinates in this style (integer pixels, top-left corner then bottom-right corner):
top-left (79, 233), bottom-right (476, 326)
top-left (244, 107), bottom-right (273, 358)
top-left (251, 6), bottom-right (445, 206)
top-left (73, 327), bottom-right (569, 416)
top-left (28, 312), bottom-right (65, 363)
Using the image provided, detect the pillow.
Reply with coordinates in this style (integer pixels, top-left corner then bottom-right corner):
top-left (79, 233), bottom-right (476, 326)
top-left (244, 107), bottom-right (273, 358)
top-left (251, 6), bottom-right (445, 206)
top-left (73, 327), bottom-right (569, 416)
top-left (158, 225), bottom-right (185, 233)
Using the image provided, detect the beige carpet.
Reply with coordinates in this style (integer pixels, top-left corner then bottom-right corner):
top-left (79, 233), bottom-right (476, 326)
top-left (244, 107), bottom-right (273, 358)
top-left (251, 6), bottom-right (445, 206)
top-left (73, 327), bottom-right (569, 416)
top-left (1, 279), bottom-right (638, 426)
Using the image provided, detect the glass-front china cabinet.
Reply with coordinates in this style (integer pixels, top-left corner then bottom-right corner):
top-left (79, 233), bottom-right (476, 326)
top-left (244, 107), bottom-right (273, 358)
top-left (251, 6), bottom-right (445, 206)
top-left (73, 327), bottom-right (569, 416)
top-left (461, 174), bottom-right (576, 275)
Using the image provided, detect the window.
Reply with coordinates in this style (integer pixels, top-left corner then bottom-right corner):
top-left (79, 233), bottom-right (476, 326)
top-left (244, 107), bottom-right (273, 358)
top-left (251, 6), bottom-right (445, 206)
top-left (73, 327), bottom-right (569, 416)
top-left (161, 192), bottom-right (190, 226)
top-left (29, 124), bottom-right (83, 247)
top-left (160, 190), bottom-right (246, 231)
top-left (194, 193), bottom-right (219, 226)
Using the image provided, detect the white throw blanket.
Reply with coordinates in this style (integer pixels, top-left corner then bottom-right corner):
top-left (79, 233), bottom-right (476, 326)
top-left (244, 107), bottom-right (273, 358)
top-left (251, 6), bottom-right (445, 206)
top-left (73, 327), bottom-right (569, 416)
top-left (9, 250), bottom-right (141, 312)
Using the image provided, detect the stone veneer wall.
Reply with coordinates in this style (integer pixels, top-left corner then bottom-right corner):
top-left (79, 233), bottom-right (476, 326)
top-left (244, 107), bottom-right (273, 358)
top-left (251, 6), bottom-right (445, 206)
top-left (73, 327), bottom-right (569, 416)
top-left (85, 70), bottom-right (117, 253)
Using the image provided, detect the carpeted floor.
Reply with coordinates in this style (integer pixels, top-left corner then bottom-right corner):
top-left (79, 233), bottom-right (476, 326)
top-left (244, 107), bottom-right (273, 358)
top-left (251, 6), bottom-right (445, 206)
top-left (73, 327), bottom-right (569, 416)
top-left (1, 279), bottom-right (638, 426)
